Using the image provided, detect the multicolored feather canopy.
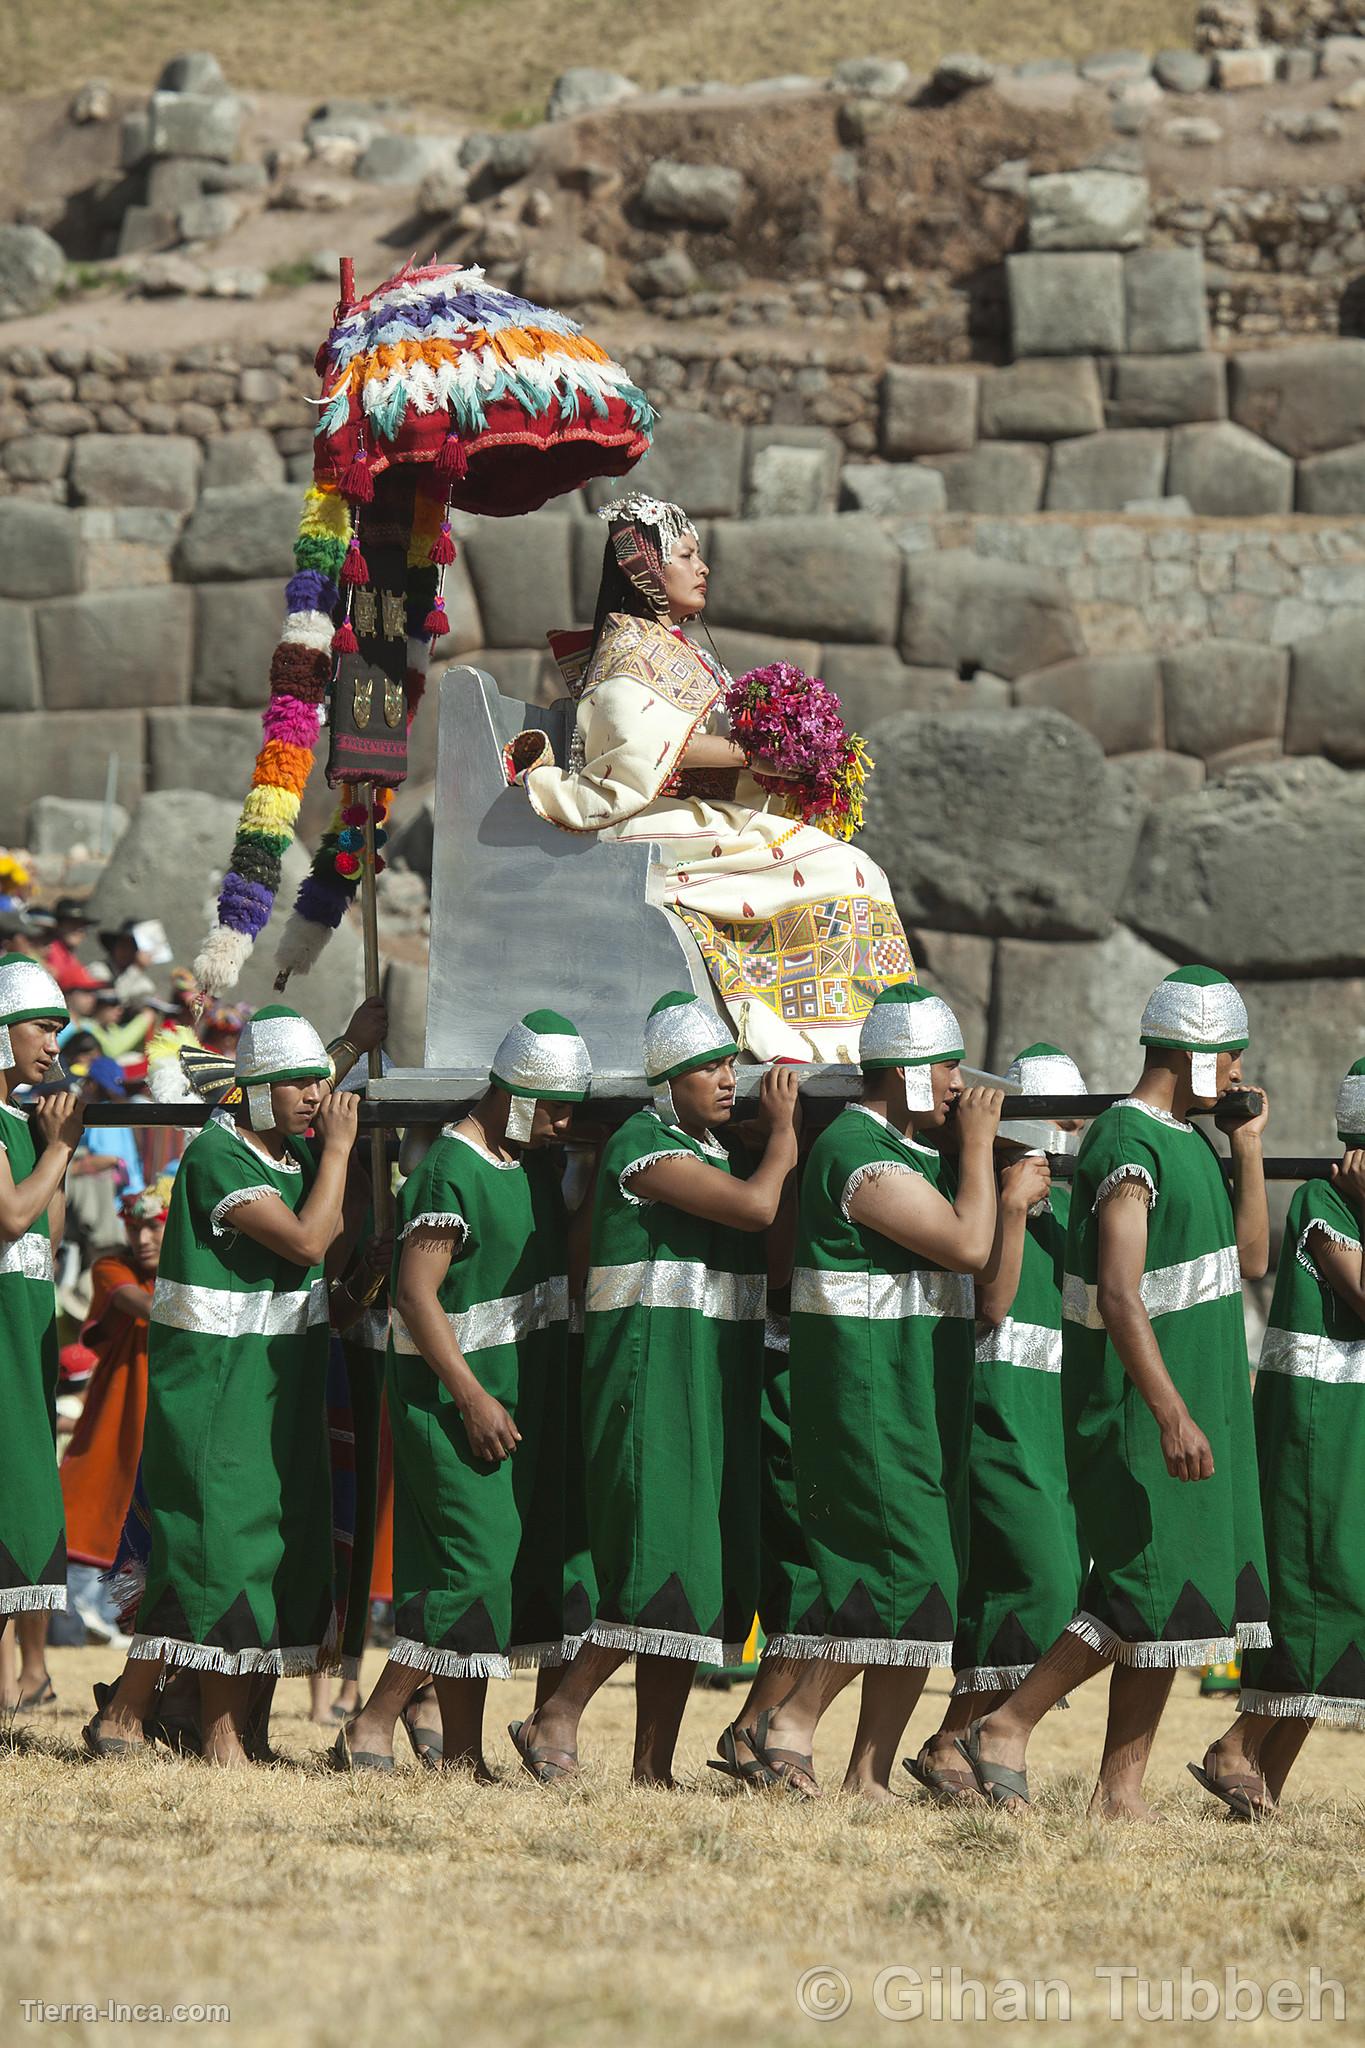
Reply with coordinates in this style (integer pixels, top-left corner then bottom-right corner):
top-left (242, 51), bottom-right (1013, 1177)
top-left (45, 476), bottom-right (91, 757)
top-left (193, 258), bottom-right (656, 1000)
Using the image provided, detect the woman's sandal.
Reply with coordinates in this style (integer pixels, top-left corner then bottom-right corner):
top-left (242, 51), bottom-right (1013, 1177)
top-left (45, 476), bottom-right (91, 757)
top-left (747, 1707), bottom-right (819, 1799)
top-left (400, 1696), bottom-right (443, 1771)
top-left (508, 1718), bottom-right (578, 1784)
top-left (17, 1677), bottom-right (57, 1712)
top-left (330, 1724), bottom-right (395, 1775)
top-left (955, 1725), bottom-right (1030, 1810)
top-left (82, 1713), bottom-right (143, 1759)
top-left (902, 1747), bottom-right (986, 1806)
top-left (1186, 1747), bottom-right (1272, 1822)
top-left (706, 1720), bottom-right (780, 1788)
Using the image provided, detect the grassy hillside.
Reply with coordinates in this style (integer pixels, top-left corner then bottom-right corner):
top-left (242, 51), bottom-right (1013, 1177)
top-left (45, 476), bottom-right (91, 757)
top-left (1, 0), bottom-right (1201, 124)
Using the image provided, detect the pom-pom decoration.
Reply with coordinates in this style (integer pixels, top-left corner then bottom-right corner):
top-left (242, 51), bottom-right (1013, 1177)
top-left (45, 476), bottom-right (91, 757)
top-left (725, 663), bottom-right (872, 843)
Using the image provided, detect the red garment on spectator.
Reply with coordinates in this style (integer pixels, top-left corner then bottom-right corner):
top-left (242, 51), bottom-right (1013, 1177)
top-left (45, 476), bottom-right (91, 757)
top-left (45, 939), bottom-right (101, 994)
top-left (59, 1255), bottom-right (151, 1569)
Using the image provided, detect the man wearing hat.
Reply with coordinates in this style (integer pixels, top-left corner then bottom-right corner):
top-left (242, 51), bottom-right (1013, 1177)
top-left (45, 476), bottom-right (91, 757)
top-left (0, 954), bottom-right (84, 1704)
top-left (960, 967), bottom-right (1271, 1820)
top-left (736, 983), bottom-right (1002, 1800)
top-left (914, 1043), bottom-right (1086, 1802)
top-left (1195, 1054), bottom-right (1365, 1817)
top-left (339, 1011), bottom-right (595, 1777)
top-left (507, 993), bottom-right (800, 1789)
top-left (99, 918), bottom-right (159, 1009)
top-left (89, 1005), bottom-right (360, 1764)
top-left (42, 897), bottom-right (99, 996)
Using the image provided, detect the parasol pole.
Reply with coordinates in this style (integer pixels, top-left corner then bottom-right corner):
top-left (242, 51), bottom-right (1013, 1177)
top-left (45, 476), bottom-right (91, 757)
top-left (360, 798), bottom-right (391, 1233)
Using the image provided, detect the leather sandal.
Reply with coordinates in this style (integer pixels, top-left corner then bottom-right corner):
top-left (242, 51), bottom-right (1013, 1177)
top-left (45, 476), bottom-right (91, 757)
top-left (508, 1718), bottom-right (578, 1784)
top-left (955, 1725), bottom-right (1030, 1810)
top-left (748, 1707), bottom-right (819, 1799)
top-left (330, 1724), bottom-right (394, 1774)
top-left (903, 1746), bottom-right (985, 1805)
top-left (706, 1720), bottom-right (780, 1788)
top-left (1187, 1747), bottom-right (1272, 1822)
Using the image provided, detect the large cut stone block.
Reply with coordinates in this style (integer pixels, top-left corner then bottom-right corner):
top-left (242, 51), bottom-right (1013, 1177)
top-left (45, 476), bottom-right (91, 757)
top-left (1161, 641), bottom-right (1289, 760)
top-left (1286, 614), bottom-right (1365, 764)
top-left (146, 90), bottom-right (241, 162)
top-left (989, 927), bottom-right (1178, 1092)
top-left (1014, 653), bottom-right (1161, 753)
top-left (817, 647), bottom-right (952, 730)
top-left (87, 789), bottom-right (361, 1029)
top-left (880, 366), bottom-right (978, 457)
top-left (147, 708), bottom-right (262, 798)
top-left (1124, 247), bottom-right (1209, 354)
top-left (1296, 444), bottom-right (1365, 515)
top-left (839, 465), bottom-right (948, 516)
top-left (1027, 170), bottom-right (1149, 251)
top-left (978, 358), bottom-right (1105, 441)
top-left (1044, 429), bottom-right (1169, 511)
top-left (899, 550), bottom-right (1084, 679)
top-left (1229, 343), bottom-right (1365, 458)
top-left (707, 628), bottom-right (822, 679)
top-left (70, 433), bottom-right (201, 512)
top-left (1240, 976), bottom-right (1365, 1161)
top-left (860, 707), bottom-right (1142, 938)
top-left (175, 484), bottom-right (303, 581)
top-left (0, 501), bottom-right (82, 599)
top-left (463, 515), bottom-right (575, 648)
top-left (1106, 353), bottom-right (1227, 427)
top-left (1123, 758), bottom-right (1365, 974)
top-left (745, 428), bottom-right (843, 517)
top-left (36, 585), bottom-right (194, 710)
top-left (191, 580), bottom-right (284, 707)
top-left (587, 408), bottom-right (743, 518)
top-left (707, 516), bottom-right (901, 643)
top-left (917, 443), bottom-right (1047, 514)
top-left (0, 711), bottom-right (146, 842)
top-left (1166, 421), bottom-right (1294, 517)
top-left (1008, 252), bottom-right (1125, 357)
top-left (0, 601), bottom-right (40, 711)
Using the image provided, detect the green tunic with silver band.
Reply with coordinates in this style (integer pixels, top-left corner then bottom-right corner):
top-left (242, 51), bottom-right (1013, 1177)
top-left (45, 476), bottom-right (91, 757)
top-left (581, 1109), bottom-right (765, 1664)
top-left (1240, 1180), bottom-right (1365, 1725)
top-left (0, 1101), bottom-right (66, 1613)
top-left (954, 1186), bottom-right (1085, 1695)
top-left (756, 1299), bottom-right (824, 1645)
top-left (785, 1104), bottom-right (975, 1665)
top-left (387, 1129), bottom-right (569, 1677)
top-left (133, 1113), bottom-right (334, 1673)
top-left (1061, 1098), bottom-right (1268, 1666)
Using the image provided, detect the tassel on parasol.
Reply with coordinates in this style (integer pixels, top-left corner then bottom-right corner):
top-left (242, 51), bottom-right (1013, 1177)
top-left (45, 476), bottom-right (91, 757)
top-left (193, 256), bottom-right (656, 1000)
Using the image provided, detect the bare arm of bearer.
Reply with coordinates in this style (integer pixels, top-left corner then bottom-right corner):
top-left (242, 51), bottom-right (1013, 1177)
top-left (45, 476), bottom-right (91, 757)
top-left (0, 1091), bottom-right (84, 1240)
top-left (1313, 1149), bottom-right (1365, 1315)
top-left (1097, 1186), bottom-right (1215, 1484)
top-left (230, 1091), bottom-right (359, 1266)
top-left (1217, 1084), bottom-right (1271, 1281)
top-left (975, 1154), bottom-right (1052, 1327)
top-left (848, 1087), bottom-right (1003, 1273)
top-left (326, 994), bottom-right (388, 1086)
top-left (627, 1066), bottom-right (802, 1230)
top-left (768, 1159), bottom-right (799, 1294)
top-left (394, 1230), bottom-right (521, 1463)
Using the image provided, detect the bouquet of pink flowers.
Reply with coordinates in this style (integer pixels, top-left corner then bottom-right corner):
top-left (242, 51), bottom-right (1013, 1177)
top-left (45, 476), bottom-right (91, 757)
top-left (725, 661), bottom-right (871, 842)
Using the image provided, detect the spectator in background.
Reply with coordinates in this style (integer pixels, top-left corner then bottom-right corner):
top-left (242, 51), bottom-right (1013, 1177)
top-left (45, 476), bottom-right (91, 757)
top-left (0, 853), bottom-right (32, 913)
top-left (65, 1057), bottom-right (145, 1271)
top-left (84, 987), bottom-right (154, 1065)
top-left (41, 899), bottom-right (100, 996)
top-left (98, 920), bottom-right (158, 1008)
top-left (0, 910), bottom-right (49, 963)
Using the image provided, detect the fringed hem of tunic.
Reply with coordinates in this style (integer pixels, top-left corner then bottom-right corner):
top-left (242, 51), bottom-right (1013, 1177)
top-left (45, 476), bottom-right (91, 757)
top-left (127, 1633), bottom-right (336, 1676)
top-left (585, 1621), bottom-right (743, 1665)
top-left (951, 1663), bottom-right (1071, 1708)
top-left (762, 1633), bottom-right (954, 1668)
top-left (387, 1636), bottom-right (512, 1680)
top-left (0, 1583), bottom-right (67, 1615)
top-left (1237, 1620), bottom-right (1273, 1650)
top-left (1238, 1689), bottom-right (1365, 1728)
top-left (1067, 1610), bottom-right (1236, 1670)
top-left (507, 1640), bottom-right (566, 1670)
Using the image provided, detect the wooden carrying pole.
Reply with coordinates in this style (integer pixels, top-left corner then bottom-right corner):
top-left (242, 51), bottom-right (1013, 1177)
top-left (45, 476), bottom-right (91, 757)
top-left (360, 805), bottom-right (391, 1233)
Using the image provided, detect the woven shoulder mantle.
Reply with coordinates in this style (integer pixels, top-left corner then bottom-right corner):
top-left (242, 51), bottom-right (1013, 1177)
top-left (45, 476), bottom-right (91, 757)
top-left (584, 613), bottom-right (720, 720)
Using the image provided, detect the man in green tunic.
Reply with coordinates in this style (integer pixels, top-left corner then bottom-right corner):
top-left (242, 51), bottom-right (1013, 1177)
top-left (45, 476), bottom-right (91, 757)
top-left (93, 1005), bottom-right (360, 1766)
top-left (960, 968), bottom-right (1271, 1821)
top-left (914, 1043), bottom-right (1085, 1801)
top-left (508, 992), bottom-right (800, 1788)
top-left (341, 1011), bottom-right (593, 1778)
top-left (0, 956), bottom-right (84, 1691)
top-left (743, 983), bottom-right (1004, 1801)
top-left (1195, 1055), bottom-right (1365, 1817)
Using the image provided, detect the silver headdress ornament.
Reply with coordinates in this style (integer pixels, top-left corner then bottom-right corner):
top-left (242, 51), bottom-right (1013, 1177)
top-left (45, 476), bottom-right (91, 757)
top-left (859, 984), bottom-right (964, 1112)
top-left (0, 954), bottom-right (68, 1070)
top-left (596, 493), bottom-right (696, 563)
top-left (234, 1005), bottom-right (333, 1132)
top-left (490, 1010), bottom-right (592, 1144)
top-left (643, 992), bottom-right (738, 1122)
top-left (1336, 1059), bottom-right (1365, 1145)
top-left (1139, 969), bottom-right (1248, 1099)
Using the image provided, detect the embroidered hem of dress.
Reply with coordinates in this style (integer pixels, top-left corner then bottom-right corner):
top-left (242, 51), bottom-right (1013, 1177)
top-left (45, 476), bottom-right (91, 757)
top-left (1112, 1097), bottom-right (1194, 1133)
top-left (1094, 1163), bottom-right (1157, 1213)
top-left (951, 1664), bottom-right (1071, 1709)
top-left (0, 1582), bottom-right (67, 1615)
top-left (507, 1640), bottom-right (566, 1670)
top-left (1237, 1620), bottom-right (1273, 1650)
top-left (1238, 1688), bottom-right (1365, 1728)
top-left (209, 1184), bottom-right (277, 1237)
top-left (585, 1621), bottom-right (741, 1665)
top-left (1066, 1610), bottom-right (1236, 1669)
top-left (387, 1635), bottom-right (512, 1680)
top-left (1296, 1219), bottom-right (1361, 1277)
top-left (761, 1633), bottom-right (954, 1668)
top-left (398, 1209), bottom-right (468, 1244)
top-left (840, 1160), bottom-right (916, 1223)
top-left (127, 1633), bottom-right (335, 1676)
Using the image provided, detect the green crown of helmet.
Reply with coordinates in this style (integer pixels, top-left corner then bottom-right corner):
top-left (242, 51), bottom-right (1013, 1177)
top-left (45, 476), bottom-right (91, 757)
top-left (490, 1009), bottom-right (592, 1102)
top-left (1139, 966), bottom-right (1249, 1054)
top-left (643, 991), bottom-right (738, 1086)
top-left (859, 982), bottom-right (964, 1073)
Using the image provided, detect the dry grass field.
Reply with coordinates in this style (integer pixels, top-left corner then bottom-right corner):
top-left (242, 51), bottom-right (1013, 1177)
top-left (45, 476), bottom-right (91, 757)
top-left (0, 0), bottom-right (1201, 123)
top-left (3, 1644), bottom-right (1364, 2045)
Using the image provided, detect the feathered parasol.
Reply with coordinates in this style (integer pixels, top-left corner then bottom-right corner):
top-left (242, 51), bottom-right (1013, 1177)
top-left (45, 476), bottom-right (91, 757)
top-left (194, 256), bottom-right (656, 1000)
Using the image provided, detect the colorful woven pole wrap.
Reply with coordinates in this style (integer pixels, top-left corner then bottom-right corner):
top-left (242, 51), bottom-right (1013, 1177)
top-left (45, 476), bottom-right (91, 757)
top-left (194, 258), bottom-right (656, 999)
